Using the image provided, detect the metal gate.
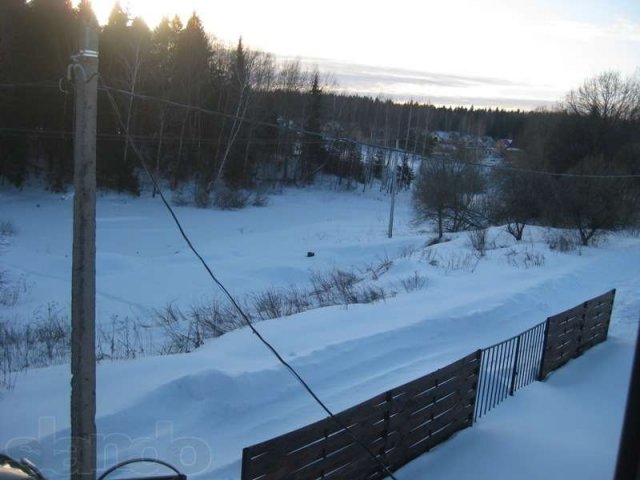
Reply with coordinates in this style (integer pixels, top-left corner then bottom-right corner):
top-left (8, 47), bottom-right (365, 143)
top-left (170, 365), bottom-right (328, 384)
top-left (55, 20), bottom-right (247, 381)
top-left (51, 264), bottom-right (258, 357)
top-left (474, 321), bottom-right (547, 420)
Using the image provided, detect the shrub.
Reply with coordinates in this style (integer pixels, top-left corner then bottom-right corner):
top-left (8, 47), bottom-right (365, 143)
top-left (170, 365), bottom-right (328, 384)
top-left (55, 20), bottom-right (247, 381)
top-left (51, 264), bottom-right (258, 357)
top-left (214, 187), bottom-right (250, 210)
top-left (156, 300), bottom-right (245, 354)
top-left (97, 316), bottom-right (151, 361)
top-left (442, 252), bottom-right (480, 274)
top-left (364, 256), bottom-right (394, 280)
top-left (252, 191), bottom-right (270, 207)
top-left (468, 228), bottom-right (488, 257)
top-left (171, 189), bottom-right (190, 207)
top-left (547, 231), bottom-right (580, 252)
top-left (193, 182), bottom-right (211, 208)
top-left (0, 272), bottom-right (26, 307)
top-left (505, 248), bottom-right (546, 268)
top-left (0, 303), bottom-right (70, 378)
top-left (401, 272), bottom-right (427, 292)
top-left (0, 221), bottom-right (17, 237)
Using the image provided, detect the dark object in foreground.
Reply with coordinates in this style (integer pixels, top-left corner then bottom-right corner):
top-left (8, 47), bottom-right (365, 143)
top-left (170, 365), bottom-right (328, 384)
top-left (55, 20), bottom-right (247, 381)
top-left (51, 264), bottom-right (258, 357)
top-left (0, 455), bottom-right (44, 480)
top-left (306, 251), bottom-right (315, 257)
top-left (614, 318), bottom-right (640, 480)
top-left (0, 456), bottom-right (186, 480)
top-left (98, 459), bottom-right (186, 480)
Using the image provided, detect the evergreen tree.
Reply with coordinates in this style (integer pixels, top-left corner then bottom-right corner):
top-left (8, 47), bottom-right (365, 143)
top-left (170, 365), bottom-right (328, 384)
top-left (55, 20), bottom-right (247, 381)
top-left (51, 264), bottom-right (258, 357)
top-left (98, 2), bottom-right (145, 193)
top-left (0, 0), bottom-right (29, 186)
top-left (299, 72), bottom-right (325, 183)
top-left (171, 13), bottom-right (212, 189)
top-left (21, 0), bottom-right (76, 190)
top-left (148, 16), bottom-right (182, 194)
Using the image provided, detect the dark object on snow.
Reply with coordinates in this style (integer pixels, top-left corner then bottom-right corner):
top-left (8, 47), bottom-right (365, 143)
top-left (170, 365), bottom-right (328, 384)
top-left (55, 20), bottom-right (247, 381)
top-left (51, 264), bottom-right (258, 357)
top-left (306, 252), bottom-right (315, 258)
top-left (0, 455), bottom-right (44, 479)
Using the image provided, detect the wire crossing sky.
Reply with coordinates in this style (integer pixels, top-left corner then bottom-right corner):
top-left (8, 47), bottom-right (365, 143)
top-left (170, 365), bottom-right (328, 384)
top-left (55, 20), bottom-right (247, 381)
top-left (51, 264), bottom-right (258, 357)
top-left (75, 0), bottom-right (640, 108)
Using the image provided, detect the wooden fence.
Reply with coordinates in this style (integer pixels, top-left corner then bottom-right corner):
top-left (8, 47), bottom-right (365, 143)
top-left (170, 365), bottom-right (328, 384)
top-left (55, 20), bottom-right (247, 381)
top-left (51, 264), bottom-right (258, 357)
top-left (241, 351), bottom-right (481, 480)
top-left (539, 289), bottom-right (616, 380)
top-left (241, 290), bottom-right (616, 480)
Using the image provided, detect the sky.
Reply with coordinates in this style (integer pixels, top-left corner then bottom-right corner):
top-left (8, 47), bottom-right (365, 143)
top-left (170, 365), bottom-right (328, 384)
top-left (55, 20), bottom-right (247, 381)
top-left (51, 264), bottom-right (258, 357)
top-left (75, 0), bottom-right (640, 109)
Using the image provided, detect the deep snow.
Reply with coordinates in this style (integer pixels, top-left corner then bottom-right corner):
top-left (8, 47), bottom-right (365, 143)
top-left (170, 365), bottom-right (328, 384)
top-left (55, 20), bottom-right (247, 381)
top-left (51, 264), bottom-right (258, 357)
top-left (0, 185), bottom-right (638, 479)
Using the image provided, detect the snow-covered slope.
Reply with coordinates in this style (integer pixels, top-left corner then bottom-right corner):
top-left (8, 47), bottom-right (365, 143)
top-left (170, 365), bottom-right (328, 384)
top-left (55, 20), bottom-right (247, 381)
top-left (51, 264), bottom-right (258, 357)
top-left (0, 185), bottom-right (638, 479)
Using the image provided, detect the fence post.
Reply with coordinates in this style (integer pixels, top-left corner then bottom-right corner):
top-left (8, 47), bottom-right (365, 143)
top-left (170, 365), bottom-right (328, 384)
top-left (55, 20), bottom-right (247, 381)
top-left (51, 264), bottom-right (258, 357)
top-left (509, 335), bottom-right (521, 396)
top-left (604, 289), bottom-right (616, 342)
top-left (538, 319), bottom-right (550, 381)
top-left (471, 349), bottom-right (483, 424)
top-left (575, 302), bottom-right (588, 357)
top-left (241, 448), bottom-right (251, 480)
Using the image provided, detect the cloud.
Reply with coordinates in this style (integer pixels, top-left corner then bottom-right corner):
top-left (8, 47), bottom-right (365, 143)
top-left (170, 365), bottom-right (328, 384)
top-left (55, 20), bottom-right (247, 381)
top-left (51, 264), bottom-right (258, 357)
top-left (288, 57), bottom-right (525, 88)
top-left (282, 56), bottom-right (559, 110)
top-left (539, 18), bottom-right (640, 43)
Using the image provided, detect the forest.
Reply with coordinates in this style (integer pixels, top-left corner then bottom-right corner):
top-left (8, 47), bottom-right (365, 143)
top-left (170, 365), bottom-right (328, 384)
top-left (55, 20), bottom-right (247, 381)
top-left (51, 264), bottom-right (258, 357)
top-left (1, 0), bottom-right (639, 242)
top-left (1, 1), bottom-right (531, 192)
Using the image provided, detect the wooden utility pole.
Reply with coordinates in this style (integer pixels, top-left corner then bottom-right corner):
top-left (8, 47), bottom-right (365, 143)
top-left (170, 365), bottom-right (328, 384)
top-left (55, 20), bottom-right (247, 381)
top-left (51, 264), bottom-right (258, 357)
top-left (70, 20), bottom-right (99, 480)
top-left (614, 320), bottom-right (640, 480)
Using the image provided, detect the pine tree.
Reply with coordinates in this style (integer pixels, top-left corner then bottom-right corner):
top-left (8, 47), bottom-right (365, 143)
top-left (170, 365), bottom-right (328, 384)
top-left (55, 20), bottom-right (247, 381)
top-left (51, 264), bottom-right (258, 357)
top-left (21, 0), bottom-right (77, 190)
top-left (299, 72), bottom-right (325, 183)
top-left (170, 13), bottom-right (212, 190)
top-left (0, 0), bottom-right (28, 186)
top-left (148, 16), bottom-right (182, 194)
top-left (98, 2), bottom-right (147, 193)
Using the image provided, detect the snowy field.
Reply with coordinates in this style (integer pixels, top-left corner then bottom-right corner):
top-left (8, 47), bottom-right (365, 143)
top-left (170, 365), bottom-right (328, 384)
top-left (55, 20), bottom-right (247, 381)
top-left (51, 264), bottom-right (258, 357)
top-left (0, 184), bottom-right (638, 479)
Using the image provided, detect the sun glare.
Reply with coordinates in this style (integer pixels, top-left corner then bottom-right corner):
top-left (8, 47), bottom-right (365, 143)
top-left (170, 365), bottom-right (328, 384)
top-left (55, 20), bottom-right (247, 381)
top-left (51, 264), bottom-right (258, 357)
top-left (74, 0), bottom-right (190, 27)
top-left (72, 0), bottom-right (640, 106)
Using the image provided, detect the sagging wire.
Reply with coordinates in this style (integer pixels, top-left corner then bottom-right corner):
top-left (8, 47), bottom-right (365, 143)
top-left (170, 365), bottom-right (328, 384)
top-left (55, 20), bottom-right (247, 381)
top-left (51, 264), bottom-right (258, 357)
top-left (99, 76), bottom-right (400, 480)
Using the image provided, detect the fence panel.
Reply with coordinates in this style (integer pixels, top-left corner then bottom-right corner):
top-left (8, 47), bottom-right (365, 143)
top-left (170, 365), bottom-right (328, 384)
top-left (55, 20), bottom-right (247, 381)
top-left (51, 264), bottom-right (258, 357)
top-left (241, 290), bottom-right (616, 479)
top-left (474, 321), bottom-right (546, 421)
top-left (539, 289), bottom-right (616, 380)
top-left (241, 351), bottom-right (481, 480)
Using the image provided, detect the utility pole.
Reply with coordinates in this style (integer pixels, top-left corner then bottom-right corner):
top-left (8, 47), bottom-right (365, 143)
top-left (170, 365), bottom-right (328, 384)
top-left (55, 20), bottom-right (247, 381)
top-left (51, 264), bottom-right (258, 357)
top-left (387, 139), bottom-right (399, 238)
top-left (614, 319), bottom-right (640, 480)
top-left (70, 19), bottom-right (99, 480)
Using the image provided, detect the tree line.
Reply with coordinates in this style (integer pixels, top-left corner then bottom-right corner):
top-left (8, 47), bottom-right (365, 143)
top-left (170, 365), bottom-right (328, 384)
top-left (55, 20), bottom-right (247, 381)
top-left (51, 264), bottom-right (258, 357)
top-left (2, 0), bottom-right (538, 200)
top-left (2, 1), bottom-right (638, 235)
top-left (413, 71), bottom-right (640, 245)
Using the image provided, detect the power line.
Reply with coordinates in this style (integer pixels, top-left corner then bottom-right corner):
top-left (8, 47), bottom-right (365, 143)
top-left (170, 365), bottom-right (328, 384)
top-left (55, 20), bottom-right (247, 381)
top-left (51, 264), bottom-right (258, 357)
top-left (99, 77), bottom-right (400, 480)
top-left (0, 127), bottom-right (328, 145)
top-left (0, 80), bottom-right (61, 88)
top-left (3, 80), bottom-right (639, 180)
top-left (101, 84), bottom-right (640, 180)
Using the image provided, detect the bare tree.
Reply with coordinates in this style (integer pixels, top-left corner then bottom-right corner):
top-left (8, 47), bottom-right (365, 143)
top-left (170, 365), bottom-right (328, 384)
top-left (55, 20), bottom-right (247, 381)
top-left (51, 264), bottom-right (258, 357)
top-left (566, 71), bottom-right (640, 123)
top-left (553, 155), bottom-right (632, 245)
top-left (120, 18), bottom-right (150, 180)
top-left (413, 157), bottom-right (484, 240)
top-left (489, 168), bottom-right (542, 241)
top-left (213, 42), bottom-right (276, 189)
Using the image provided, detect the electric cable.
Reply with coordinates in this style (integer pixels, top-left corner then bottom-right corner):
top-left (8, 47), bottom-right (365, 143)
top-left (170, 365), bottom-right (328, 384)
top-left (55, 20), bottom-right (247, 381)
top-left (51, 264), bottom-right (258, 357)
top-left (100, 84), bottom-right (640, 180)
top-left (0, 80), bottom-right (60, 88)
top-left (0, 127), bottom-right (328, 145)
top-left (3, 79), bottom-right (640, 179)
top-left (100, 76), bottom-right (399, 480)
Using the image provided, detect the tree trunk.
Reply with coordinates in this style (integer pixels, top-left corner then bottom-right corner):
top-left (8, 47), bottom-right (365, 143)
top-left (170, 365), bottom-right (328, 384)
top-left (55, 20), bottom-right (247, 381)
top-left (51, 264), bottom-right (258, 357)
top-left (152, 112), bottom-right (165, 197)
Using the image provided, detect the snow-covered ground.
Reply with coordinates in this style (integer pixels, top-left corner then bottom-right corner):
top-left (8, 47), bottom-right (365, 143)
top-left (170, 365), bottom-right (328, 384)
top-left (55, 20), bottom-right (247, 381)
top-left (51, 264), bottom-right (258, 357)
top-left (0, 184), bottom-right (638, 479)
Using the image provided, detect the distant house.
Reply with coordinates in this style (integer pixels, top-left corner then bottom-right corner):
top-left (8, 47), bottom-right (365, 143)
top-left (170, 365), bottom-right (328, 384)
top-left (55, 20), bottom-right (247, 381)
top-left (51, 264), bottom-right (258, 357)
top-left (496, 138), bottom-right (513, 152)
top-left (431, 131), bottom-right (451, 143)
